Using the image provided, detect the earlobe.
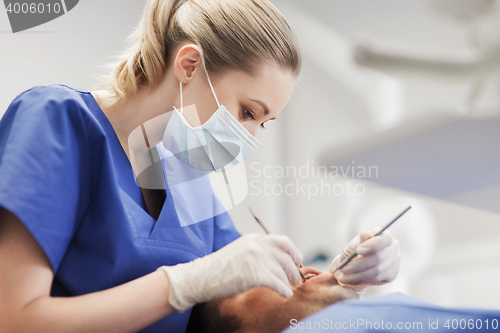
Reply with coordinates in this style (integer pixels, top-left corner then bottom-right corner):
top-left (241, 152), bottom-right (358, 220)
top-left (173, 44), bottom-right (203, 84)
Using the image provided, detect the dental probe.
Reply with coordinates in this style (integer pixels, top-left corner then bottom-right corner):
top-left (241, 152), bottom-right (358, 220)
top-left (245, 203), bottom-right (306, 283)
top-left (331, 205), bottom-right (412, 274)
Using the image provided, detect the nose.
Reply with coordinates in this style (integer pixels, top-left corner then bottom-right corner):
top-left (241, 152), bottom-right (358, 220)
top-left (330, 273), bottom-right (340, 285)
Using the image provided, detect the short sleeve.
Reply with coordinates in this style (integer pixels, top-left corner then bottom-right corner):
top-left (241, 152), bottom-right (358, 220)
top-left (0, 86), bottom-right (92, 272)
top-left (212, 211), bottom-right (241, 252)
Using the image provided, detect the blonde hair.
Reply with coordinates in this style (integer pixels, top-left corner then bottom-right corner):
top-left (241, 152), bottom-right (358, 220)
top-left (93, 0), bottom-right (301, 107)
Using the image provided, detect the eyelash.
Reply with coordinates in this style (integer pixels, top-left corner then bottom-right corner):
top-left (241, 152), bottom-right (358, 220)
top-left (242, 107), bottom-right (266, 129)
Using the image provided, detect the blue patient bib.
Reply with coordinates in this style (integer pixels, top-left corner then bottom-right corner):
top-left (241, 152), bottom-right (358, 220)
top-left (281, 293), bottom-right (500, 332)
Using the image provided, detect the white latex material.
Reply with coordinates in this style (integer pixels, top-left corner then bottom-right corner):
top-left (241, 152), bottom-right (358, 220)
top-left (158, 234), bottom-right (303, 313)
top-left (163, 63), bottom-right (260, 172)
top-left (329, 228), bottom-right (401, 295)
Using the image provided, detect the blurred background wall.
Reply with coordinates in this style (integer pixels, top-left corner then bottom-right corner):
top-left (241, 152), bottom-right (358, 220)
top-left (1, 0), bottom-right (500, 310)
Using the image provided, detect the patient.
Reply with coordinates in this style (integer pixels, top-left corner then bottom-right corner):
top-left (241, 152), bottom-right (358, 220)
top-left (187, 268), bottom-right (500, 333)
top-left (186, 266), bottom-right (359, 333)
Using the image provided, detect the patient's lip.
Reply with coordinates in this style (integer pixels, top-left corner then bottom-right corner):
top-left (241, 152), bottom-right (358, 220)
top-left (299, 266), bottom-right (343, 285)
top-left (300, 266), bottom-right (322, 277)
top-left (299, 269), bottom-right (355, 293)
top-left (304, 271), bottom-right (340, 285)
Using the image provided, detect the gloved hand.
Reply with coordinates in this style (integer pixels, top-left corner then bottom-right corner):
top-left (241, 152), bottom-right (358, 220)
top-left (158, 233), bottom-right (303, 312)
top-left (329, 228), bottom-right (401, 295)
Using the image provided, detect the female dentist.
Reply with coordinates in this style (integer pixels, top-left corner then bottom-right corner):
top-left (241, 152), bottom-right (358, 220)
top-left (0, 0), bottom-right (401, 332)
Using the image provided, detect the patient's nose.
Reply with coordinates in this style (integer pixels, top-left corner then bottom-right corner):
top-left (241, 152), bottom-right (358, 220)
top-left (330, 273), bottom-right (340, 285)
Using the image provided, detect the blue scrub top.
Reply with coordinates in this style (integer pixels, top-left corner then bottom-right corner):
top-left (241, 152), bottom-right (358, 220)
top-left (0, 84), bottom-right (242, 332)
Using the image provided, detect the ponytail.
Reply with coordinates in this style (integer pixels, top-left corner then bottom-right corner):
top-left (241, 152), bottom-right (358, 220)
top-left (94, 0), bottom-right (301, 107)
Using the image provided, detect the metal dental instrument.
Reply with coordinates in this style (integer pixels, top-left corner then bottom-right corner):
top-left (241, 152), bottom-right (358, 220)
top-left (245, 203), bottom-right (306, 283)
top-left (331, 205), bottom-right (412, 274)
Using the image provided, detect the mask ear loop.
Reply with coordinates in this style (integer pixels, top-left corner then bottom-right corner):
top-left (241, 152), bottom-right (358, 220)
top-left (203, 60), bottom-right (221, 108)
top-left (179, 81), bottom-right (184, 115)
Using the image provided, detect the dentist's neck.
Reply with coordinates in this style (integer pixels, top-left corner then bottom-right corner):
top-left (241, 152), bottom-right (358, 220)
top-left (93, 71), bottom-right (180, 156)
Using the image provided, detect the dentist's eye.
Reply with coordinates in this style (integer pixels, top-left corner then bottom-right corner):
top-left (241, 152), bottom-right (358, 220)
top-left (242, 107), bottom-right (266, 129)
top-left (242, 108), bottom-right (255, 120)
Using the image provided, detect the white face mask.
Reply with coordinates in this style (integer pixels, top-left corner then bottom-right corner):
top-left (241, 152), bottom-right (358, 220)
top-left (162, 63), bottom-right (260, 172)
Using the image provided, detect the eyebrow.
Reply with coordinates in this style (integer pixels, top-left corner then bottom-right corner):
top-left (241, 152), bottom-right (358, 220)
top-left (250, 99), bottom-right (270, 116)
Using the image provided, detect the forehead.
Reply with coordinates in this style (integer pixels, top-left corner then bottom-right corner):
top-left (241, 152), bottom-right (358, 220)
top-left (215, 64), bottom-right (296, 115)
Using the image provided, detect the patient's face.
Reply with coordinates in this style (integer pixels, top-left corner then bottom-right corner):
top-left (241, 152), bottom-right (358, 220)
top-left (216, 266), bottom-right (359, 333)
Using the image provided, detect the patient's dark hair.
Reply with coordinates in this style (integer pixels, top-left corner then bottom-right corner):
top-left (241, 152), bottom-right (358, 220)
top-left (186, 300), bottom-right (242, 333)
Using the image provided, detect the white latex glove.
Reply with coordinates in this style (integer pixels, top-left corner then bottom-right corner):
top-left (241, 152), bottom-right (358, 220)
top-left (158, 233), bottom-right (303, 312)
top-left (329, 228), bottom-right (401, 295)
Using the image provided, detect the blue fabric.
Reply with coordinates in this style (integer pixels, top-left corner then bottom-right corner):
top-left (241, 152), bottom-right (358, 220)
top-left (0, 84), bottom-right (242, 333)
top-left (282, 292), bottom-right (500, 332)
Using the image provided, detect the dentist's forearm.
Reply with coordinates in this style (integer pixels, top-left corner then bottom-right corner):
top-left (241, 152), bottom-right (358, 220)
top-left (9, 270), bottom-right (175, 333)
top-left (0, 208), bottom-right (176, 333)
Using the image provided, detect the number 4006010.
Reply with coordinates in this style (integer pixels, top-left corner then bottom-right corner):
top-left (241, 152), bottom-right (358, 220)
top-left (6, 2), bottom-right (63, 14)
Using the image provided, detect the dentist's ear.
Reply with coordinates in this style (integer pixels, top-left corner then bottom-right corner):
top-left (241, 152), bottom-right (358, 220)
top-left (173, 44), bottom-right (203, 84)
